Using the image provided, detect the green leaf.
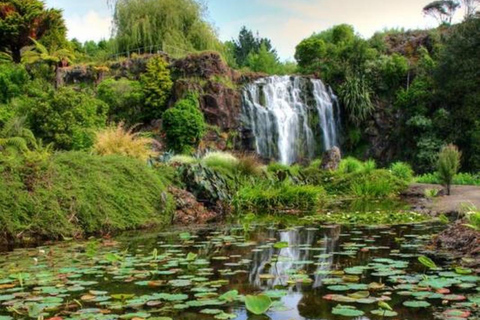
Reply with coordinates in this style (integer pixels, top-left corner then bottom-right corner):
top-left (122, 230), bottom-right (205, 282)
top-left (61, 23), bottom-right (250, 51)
top-left (245, 294), bottom-right (272, 315)
top-left (418, 255), bottom-right (437, 269)
top-left (332, 304), bottom-right (365, 317)
top-left (273, 241), bottom-right (289, 249)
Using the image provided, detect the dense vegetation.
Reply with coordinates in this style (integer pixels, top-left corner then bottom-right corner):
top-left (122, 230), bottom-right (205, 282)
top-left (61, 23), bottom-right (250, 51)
top-left (0, 0), bottom-right (479, 241)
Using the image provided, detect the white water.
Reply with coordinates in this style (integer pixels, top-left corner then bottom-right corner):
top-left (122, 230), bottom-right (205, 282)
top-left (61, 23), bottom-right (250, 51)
top-left (242, 76), bottom-right (340, 164)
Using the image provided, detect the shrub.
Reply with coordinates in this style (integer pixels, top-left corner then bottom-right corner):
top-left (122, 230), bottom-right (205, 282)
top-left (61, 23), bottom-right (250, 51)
top-left (140, 56), bottom-right (173, 120)
top-left (28, 87), bottom-right (108, 150)
top-left (97, 78), bottom-right (145, 124)
top-left (437, 144), bottom-right (461, 195)
top-left (332, 170), bottom-right (407, 198)
top-left (363, 159), bottom-right (377, 173)
top-left (236, 154), bottom-right (264, 177)
top-left (338, 157), bottom-right (364, 174)
top-left (0, 63), bottom-right (30, 104)
top-left (162, 94), bottom-right (206, 154)
top-left (235, 182), bottom-right (326, 214)
top-left (416, 172), bottom-right (480, 186)
top-left (202, 151), bottom-right (239, 174)
top-left (390, 162), bottom-right (414, 182)
top-left (93, 123), bottom-right (157, 162)
top-left (0, 152), bottom-right (173, 242)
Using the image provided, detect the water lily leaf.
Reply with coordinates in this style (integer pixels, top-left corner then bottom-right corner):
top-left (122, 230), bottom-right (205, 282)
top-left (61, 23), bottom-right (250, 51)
top-left (186, 252), bottom-right (197, 261)
top-left (273, 242), bottom-right (289, 249)
top-left (403, 300), bottom-right (431, 308)
top-left (371, 309), bottom-right (398, 317)
top-left (219, 290), bottom-right (238, 302)
top-left (418, 256), bottom-right (437, 269)
top-left (454, 267), bottom-right (472, 275)
top-left (200, 309), bottom-right (223, 315)
top-left (214, 313), bottom-right (236, 320)
top-left (245, 294), bottom-right (272, 315)
top-left (332, 305), bottom-right (364, 317)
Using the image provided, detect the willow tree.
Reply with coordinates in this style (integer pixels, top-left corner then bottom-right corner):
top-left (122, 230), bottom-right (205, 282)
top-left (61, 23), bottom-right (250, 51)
top-left (112, 0), bottom-right (221, 55)
top-left (0, 0), bottom-right (66, 63)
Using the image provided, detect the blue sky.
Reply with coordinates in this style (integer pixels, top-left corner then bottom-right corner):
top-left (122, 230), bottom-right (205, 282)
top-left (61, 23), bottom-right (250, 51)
top-left (44, 0), bottom-right (464, 60)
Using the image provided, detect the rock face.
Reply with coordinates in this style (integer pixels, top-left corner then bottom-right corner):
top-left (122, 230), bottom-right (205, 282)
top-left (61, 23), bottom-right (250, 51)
top-left (321, 147), bottom-right (342, 171)
top-left (168, 187), bottom-right (218, 225)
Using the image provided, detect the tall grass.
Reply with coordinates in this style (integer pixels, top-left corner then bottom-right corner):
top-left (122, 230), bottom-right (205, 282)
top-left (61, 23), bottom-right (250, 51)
top-left (390, 162), bottom-right (414, 182)
top-left (93, 123), bottom-right (157, 162)
top-left (338, 157), bottom-right (364, 174)
top-left (202, 151), bottom-right (239, 174)
top-left (235, 182), bottom-right (326, 213)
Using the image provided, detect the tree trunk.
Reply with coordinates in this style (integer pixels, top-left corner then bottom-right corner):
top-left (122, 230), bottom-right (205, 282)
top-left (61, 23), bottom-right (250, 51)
top-left (447, 184), bottom-right (451, 196)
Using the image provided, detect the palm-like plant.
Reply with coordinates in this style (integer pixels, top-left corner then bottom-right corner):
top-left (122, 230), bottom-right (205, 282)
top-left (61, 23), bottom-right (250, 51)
top-left (0, 117), bottom-right (36, 153)
top-left (338, 75), bottom-right (375, 125)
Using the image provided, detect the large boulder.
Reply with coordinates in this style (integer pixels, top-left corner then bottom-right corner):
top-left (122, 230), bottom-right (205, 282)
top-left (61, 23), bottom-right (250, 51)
top-left (169, 187), bottom-right (218, 225)
top-left (321, 147), bottom-right (342, 171)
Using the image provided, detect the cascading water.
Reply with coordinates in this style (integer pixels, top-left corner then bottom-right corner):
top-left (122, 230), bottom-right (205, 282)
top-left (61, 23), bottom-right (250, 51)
top-left (242, 76), bottom-right (341, 164)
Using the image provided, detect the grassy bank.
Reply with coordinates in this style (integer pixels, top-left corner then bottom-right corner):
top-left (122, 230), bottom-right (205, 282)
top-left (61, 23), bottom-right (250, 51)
top-left (0, 152), bottom-right (173, 243)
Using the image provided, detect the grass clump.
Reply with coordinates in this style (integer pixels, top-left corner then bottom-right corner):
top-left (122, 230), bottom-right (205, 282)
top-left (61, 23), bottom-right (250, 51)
top-left (338, 157), bottom-right (364, 174)
top-left (437, 144), bottom-right (461, 195)
top-left (202, 151), bottom-right (239, 174)
top-left (390, 162), bottom-right (414, 182)
top-left (93, 123), bottom-right (157, 161)
top-left (235, 182), bottom-right (326, 214)
top-left (168, 154), bottom-right (198, 165)
top-left (0, 152), bottom-right (173, 242)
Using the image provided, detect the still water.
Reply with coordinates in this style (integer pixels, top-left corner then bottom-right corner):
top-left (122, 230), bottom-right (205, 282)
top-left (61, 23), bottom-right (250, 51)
top-left (0, 222), bottom-right (478, 320)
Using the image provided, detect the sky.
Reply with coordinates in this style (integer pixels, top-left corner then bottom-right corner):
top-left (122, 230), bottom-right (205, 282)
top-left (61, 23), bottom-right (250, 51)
top-left (44, 0), bottom-right (465, 60)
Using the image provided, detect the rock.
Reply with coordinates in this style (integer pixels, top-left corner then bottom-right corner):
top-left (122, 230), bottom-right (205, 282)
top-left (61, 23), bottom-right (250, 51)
top-left (321, 147), bottom-right (342, 171)
top-left (168, 187), bottom-right (218, 225)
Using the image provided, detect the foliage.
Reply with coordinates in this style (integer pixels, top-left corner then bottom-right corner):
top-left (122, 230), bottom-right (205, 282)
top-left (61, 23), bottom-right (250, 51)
top-left (244, 294), bottom-right (272, 315)
top-left (416, 172), bottom-right (480, 186)
top-left (0, 63), bottom-right (29, 105)
top-left (93, 123), bottom-right (157, 162)
top-left (22, 38), bottom-right (75, 67)
top-left (423, 1), bottom-right (461, 25)
top-left (245, 43), bottom-right (281, 74)
top-left (28, 87), bottom-right (108, 150)
top-left (140, 56), bottom-right (173, 120)
top-left (162, 94), bottom-right (206, 154)
top-left (112, 0), bottom-right (221, 55)
top-left (168, 155), bottom-right (198, 165)
top-left (0, 151), bottom-right (173, 241)
top-left (338, 75), bottom-right (375, 125)
top-left (97, 78), bottom-right (145, 124)
top-left (235, 182), bottom-right (326, 214)
top-left (464, 206), bottom-right (480, 231)
top-left (0, 117), bottom-right (36, 153)
top-left (0, 0), bottom-right (66, 63)
top-left (437, 144), bottom-right (461, 195)
top-left (436, 17), bottom-right (480, 170)
top-left (389, 162), bottom-right (414, 182)
top-left (350, 171), bottom-right (404, 198)
top-left (338, 157), bottom-right (364, 174)
top-left (232, 26), bottom-right (277, 68)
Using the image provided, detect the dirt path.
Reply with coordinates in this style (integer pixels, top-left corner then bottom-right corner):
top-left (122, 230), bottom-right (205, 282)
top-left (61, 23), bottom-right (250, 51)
top-left (404, 183), bottom-right (480, 214)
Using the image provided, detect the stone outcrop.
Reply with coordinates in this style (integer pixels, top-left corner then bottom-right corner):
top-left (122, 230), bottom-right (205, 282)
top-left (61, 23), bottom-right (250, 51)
top-left (321, 147), bottom-right (342, 171)
top-left (168, 187), bottom-right (218, 225)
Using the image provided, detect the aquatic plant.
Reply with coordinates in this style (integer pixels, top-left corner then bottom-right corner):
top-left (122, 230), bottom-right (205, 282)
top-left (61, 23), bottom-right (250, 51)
top-left (244, 294), bottom-right (272, 315)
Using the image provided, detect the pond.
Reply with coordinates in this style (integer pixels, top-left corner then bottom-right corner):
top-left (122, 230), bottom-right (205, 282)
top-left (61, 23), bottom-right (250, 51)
top-left (0, 222), bottom-right (478, 320)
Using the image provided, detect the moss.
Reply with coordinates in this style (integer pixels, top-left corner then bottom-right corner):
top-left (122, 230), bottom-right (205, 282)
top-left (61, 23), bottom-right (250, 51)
top-left (0, 152), bottom-right (173, 242)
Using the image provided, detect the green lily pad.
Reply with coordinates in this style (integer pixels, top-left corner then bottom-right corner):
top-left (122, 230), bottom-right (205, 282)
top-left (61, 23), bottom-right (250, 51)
top-left (245, 294), bottom-right (272, 315)
top-left (332, 304), bottom-right (365, 317)
top-left (403, 300), bottom-right (431, 308)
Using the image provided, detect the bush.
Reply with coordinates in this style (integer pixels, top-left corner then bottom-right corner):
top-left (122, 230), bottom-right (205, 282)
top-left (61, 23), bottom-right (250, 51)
top-left (0, 63), bottom-right (30, 104)
top-left (437, 144), bottom-right (461, 195)
top-left (0, 152), bottom-right (173, 242)
top-left (28, 87), bottom-right (108, 150)
top-left (162, 94), bottom-right (206, 154)
top-left (235, 182), bottom-right (326, 214)
top-left (97, 78), bottom-right (145, 124)
top-left (390, 162), bottom-right (414, 182)
top-left (236, 154), bottom-right (264, 177)
top-left (93, 123), bottom-right (157, 162)
top-left (416, 172), bottom-right (480, 186)
top-left (140, 56), bottom-right (173, 120)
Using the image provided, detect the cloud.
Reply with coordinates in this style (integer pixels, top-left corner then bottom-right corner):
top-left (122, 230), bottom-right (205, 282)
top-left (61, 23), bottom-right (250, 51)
top-left (65, 11), bottom-right (112, 43)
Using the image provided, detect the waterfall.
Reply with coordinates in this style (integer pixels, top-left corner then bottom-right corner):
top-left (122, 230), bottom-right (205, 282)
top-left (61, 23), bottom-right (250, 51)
top-left (242, 76), bottom-right (340, 164)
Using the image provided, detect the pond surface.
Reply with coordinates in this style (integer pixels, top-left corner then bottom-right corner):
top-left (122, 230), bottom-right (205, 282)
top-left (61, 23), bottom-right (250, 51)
top-left (0, 222), bottom-right (479, 320)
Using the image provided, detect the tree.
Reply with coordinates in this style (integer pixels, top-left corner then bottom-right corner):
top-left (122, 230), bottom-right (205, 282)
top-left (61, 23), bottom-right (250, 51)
top-left (460, 0), bottom-right (480, 17)
top-left (437, 144), bottom-right (461, 195)
top-left (112, 0), bottom-right (221, 55)
top-left (140, 56), bottom-right (173, 121)
top-left (245, 44), bottom-right (280, 74)
top-left (162, 94), bottom-right (206, 154)
top-left (423, 1), bottom-right (461, 25)
top-left (232, 26), bottom-right (277, 67)
top-left (0, 0), bottom-right (66, 63)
